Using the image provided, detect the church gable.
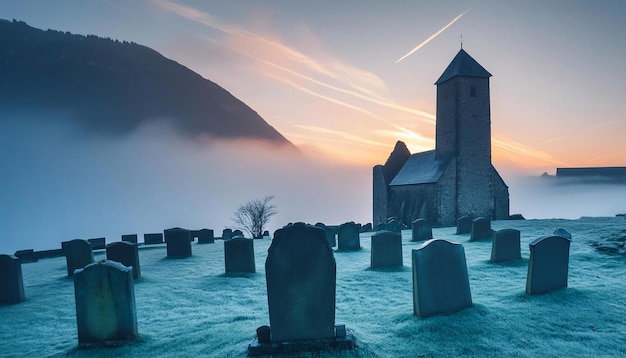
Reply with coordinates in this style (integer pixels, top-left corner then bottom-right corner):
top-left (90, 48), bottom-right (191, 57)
top-left (390, 150), bottom-right (453, 186)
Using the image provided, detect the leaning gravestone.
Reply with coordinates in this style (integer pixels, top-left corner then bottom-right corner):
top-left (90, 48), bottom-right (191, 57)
top-left (248, 223), bottom-right (354, 355)
top-left (412, 239), bottom-right (472, 317)
top-left (195, 229), bottom-right (215, 244)
top-left (121, 234), bottom-right (138, 244)
top-left (456, 215), bottom-right (474, 234)
top-left (143, 233), bottom-right (163, 245)
top-left (222, 229), bottom-right (233, 241)
top-left (337, 222), bottom-right (360, 251)
top-left (315, 223), bottom-right (336, 248)
top-left (165, 228), bottom-right (192, 258)
top-left (0, 254), bottom-right (25, 304)
top-left (224, 237), bottom-right (256, 273)
top-left (73, 260), bottom-right (138, 347)
top-left (412, 218), bottom-right (432, 242)
top-left (470, 217), bottom-right (493, 241)
top-left (554, 228), bottom-right (572, 240)
top-left (106, 242), bottom-right (141, 279)
top-left (491, 229), bottom-right (522, 262)
top-left (386, 219), bottom-right (402, 234)
top-left (526, 235), bottom-right (571, 295)
top-left (64, 239), bottom-right (94, 276)
top-left (371, 231), bottom-right (403, 268)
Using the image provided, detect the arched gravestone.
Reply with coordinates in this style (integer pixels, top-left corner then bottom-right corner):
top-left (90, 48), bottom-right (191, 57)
top-left (195, 229), bottom-right (215, 244)
top-left (470, 217), bottom-right (493, 241)
top-left (337, 222), bottom-right (360, 251)
top-left (222, 228), bottom-right (233, 241)
top-left (371, 231), bottom-right (403, 268)
top-left (165, 228), bottom-right (192, 258)
top-left (266, 223), bottom-right (335, 342)
top-left (73, 260), bottom-right (138, 347)
top-left (386, 219), bottom-right (402, 234)
top-left (412, 218), bottom-right (433, 242)
top-left (412, 239), bottom-right (472, 318)
top-left (143, 233), bottom-right (163, 245)
top-left (526, 235), bottom-right (571, 295)
top-left (315, 223), bottom-right (337, 248)
top-left (491, 229), bottom-right (522, 262)
top-left (121, 234), bottom-right (138, 244)
top-left (232, 229), bottom-right (244, 238)
top-left (224, 237), bottom-right (256, 273)
top-left (456, 215), bottom-right (474, 234)
top-left (64, 239), bottom-right (94, 276)
top-left (0, 254), bottom-right (25, 304)
top-left (554, 228), bottom-right (572, 240)
top-left (106, 242), bottom-right (141, 279)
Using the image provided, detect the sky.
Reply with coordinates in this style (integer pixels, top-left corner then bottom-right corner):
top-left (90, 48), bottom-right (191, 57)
top-left (2, 0), bottom-right (625, 173)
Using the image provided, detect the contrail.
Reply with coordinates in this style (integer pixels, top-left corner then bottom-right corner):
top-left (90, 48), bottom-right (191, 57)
top-left (395, 7), bottom-right (471, 64)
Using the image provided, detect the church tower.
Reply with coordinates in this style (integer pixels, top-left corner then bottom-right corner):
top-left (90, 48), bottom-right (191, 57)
top-left (434, 49), bottom-right (494, 217)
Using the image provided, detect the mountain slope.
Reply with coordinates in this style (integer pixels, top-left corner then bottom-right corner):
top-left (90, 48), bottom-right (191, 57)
top-left (0, 19), bottom-right (295, 147)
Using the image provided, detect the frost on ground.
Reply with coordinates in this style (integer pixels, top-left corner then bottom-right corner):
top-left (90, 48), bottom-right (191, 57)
top-left (1, 217), bottom-right (626, 357)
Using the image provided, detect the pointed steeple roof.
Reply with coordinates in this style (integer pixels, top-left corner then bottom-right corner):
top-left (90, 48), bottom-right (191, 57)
top-left (435, 49), bottom-right (492, 85)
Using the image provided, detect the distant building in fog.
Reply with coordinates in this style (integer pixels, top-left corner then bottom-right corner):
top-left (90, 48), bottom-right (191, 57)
top-left (373, 49), bottom-right (509, 227)
top-left (556, 167), bottom-right (626, 181)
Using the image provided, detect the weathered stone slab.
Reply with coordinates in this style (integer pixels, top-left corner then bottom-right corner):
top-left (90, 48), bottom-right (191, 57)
top-left (266, 223), bottom-right (336, 341)
top-left (143, 233), bottom-right (163, 245)
top-left (554, 228), bottom-right (572, 240)
top-left (0, 254), bottom-right (25, 304)
top-left (371, 231), bottom-right (403, 268)
top-left (337, 222), bottom-right (360, 251)
top-left (412, 218), bottom-right (433, 242)
top-left (456, 215), bottom-right (474, 234)
top-left (87, 237), bottom-right (106, 250)
top-left (412, 239), bottom-right (472, 317)
top-left (470, 217), bottom-right (493, 241)
top-left (106, 242), bottom-right (141, 279)
top-left (64, 239), bottom-right (94, 276)
top-left (526, 235), bottom-right (571, 295)
top-left (195, 229), bottom-right (214, 244)
top-left (73, 260), bottom-right (138, 347)
top-left (315, 223), bottom-right (336, 248)
top-left (386, 219), bottom-right (402, 234)
top-left (224, 237), bottom-right (255, 273)
top-left (164, 228), bottom-right (192, 258)
top-left (491, 229), bottom-right (521, 262)
top-left (121, 234), bottom-right (137, 244)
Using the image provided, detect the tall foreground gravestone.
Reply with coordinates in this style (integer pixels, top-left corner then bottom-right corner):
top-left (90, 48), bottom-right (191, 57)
top-left (64, 239), bottom-right (94, 276)
top-left (73, 260), bottom-right (138, 347)
top-left (0, 254), bottom-right (25, 304)
top-left (526, 235), bottom-right (571, 295)
top-left (412, 239), bottom-right (472, 317)
top-left (249, 223), bottom-right (354, 355)
top-left (106, 242), bottom-right (141, 279)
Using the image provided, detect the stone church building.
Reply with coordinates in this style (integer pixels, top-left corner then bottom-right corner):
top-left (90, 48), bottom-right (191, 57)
top-left (373, 49), bottom-right (509, 227)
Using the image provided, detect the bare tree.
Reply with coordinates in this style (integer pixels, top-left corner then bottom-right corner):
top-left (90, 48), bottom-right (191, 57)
top-left (232, 195), bottom-right (278, 239)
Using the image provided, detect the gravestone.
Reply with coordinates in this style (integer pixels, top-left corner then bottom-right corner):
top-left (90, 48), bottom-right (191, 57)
top-left (165, 228), bottom-right (192, 258)
top-left (362, 223), bottom-right (373, 232)
top-left (526, 235), bottom-right (571, 295)
top-left (491, 229), bottom-right (522, 262)
top-left (266, 223), bottom-right (335, 341)
top-left (143, 233), bottom-right (163, 245)
top-left (371, 231), bottom-right (403, 268)
top-left (196, 229), bottom-right (215, 244)
top-left (0, 255), bottom-right (25, 304)
top-left (412, 239), bottom-right (472, 317)
top-left (232, 229), bottom-right (244, 238)
top-left (376, 222), bottom-right (387, 231)
top-left (554, 228), bottom-right (572, 240)
top-left (456, 215), bottom-right (474, 234)
top-left (337, 222), bottom-right (360, 250)
top-left (73, 260), bottom-right (138, 347)
top-left (87, 237), bottom-right (106, 250)
top-left (470, 217), bottom-right (493, 241)
top-left (386, 219), bottom-right (402, 234)
top-left (412, 218), bottom-right (433, 242)
top-left (222, 229), bottom-right (233, 241)
top-left (14, 249), bottom-right (37, 263)
top-left (121, 234), bottom-right (138, 244)
top-left (315, 223), bottom-right (336, 248)
top-left (262, 230), bottom-right (270, 238)
top-left (224, 237), bottom-right (256, 273)
top-left (64, 239), bottom-right (94, 276)
top-left (106, 242), bottom-right (141, 279)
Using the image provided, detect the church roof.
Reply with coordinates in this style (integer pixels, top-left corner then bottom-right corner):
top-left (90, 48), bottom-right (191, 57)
top-left (435, 49), bottom-right (492, 85)
top-left (389, 150), bottom-right (453, 186)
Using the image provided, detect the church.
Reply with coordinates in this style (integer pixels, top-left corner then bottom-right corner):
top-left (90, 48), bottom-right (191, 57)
top-left (373, 49), bottom-right (509, 227)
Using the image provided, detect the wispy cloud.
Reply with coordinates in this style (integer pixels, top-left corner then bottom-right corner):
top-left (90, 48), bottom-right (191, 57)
top-left (395, 8), bottom-right (471, 64)
top-left (493, 137), bottom-right (571, 167)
